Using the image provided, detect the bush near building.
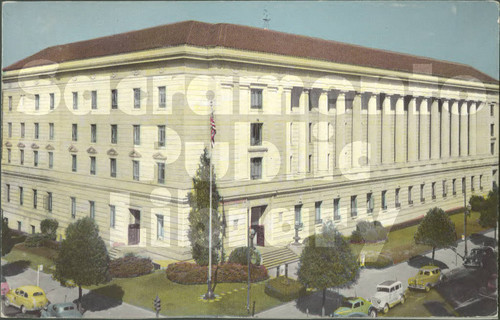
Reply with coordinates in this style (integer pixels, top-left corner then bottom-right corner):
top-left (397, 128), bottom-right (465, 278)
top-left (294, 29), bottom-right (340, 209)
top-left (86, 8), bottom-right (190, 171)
top-left (40, 219), bottom-right (58, 240)
top-left (110, 256), bottom-right (154, 278)
top-left (265, 276), bottom-right (307, 301)
top-left (350, 220), bottom-right (388, 243)
top-left (227, 247), bottom-right (262, 266)
top-left (166, 262), bottom-right (268, 284)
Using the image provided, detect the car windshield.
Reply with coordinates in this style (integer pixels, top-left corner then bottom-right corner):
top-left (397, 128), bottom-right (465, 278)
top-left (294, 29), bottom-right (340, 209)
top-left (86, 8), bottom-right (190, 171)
top-left (63, 306), bottom-right (75, 311)
top-left (342, 301), bottom-right (354, 308)
top-left (377, 287), bottom-right (390, 292)
top-left (33, 292), bottom-right (44, 296)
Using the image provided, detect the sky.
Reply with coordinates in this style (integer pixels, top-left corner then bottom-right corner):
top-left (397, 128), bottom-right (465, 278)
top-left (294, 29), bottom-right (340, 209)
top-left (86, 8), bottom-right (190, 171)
top-left (2, 1), bottom-right (499, 79)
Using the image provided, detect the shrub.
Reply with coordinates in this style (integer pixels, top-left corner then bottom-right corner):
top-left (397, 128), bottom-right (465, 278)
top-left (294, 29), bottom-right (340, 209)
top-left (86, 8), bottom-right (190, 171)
top-left (228, 247), bottom-right (262, 266)
top-left (40, 238), bottom-right (61, 250)
top-left (40, 219), bottom-right (58, 240)
top-left (350, 230), bottom-right (364, 243)
top-left (24, 233), bottom-right (51, 247)
top-left (351, 221), bottom-right (387, 243)
top-left (469, 196), bottom-right (486, 212)
top-left (264, 276), bottom-right (307, 301)
top-left (445, 207), bottom-right (465, 216)
top-left (364, 254), bottom-right (393, 269)
top-left (110, 256), bottom-right (153, 278)
top-left (166, 262), bottom-right (268, 284)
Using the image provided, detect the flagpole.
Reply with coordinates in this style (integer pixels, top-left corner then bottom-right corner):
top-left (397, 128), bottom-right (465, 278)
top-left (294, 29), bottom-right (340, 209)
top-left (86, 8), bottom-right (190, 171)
top-left (206, 100), bottom-right (214, 299)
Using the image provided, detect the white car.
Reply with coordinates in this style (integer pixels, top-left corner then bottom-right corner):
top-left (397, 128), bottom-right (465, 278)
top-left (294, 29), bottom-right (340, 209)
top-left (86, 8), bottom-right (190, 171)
top-left (370, 280), bottom-right (406, 314)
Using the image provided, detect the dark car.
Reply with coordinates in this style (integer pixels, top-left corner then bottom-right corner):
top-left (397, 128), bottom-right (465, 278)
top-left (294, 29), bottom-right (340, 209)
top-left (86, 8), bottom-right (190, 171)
top-left (463, 246), bottom-right (495, 268)
top-left (40, 302), bottom-right (82, 318)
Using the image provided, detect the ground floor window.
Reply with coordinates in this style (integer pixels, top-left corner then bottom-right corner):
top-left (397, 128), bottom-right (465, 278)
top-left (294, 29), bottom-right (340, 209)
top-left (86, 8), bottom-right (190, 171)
top-left (157, 215), bottom-right (164, 240)
top-left (251, 157), bottom-right (262, 180)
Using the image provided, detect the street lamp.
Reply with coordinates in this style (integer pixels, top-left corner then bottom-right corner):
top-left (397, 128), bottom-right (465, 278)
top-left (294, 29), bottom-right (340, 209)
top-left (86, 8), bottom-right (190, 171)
top-left (464, 203), bottom-right (471, 257)
top-left (247, 228), bottom-right (256, 314)
top-left (293, 222), bottom-right (301, 245)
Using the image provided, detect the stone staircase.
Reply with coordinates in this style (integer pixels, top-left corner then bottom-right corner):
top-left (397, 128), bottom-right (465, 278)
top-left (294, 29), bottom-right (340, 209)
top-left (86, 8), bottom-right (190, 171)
top-left (260, 246), bottom-right (300, 270)
top-left (108, 247), bottom-right (122, 260)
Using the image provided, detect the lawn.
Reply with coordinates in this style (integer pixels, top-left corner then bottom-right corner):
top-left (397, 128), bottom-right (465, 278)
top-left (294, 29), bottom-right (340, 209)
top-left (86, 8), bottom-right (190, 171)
top-left (85, 271), bottom-right (283, 317)
top-left (2, 243), bottom-right (57, 272)
top-left (351, 211), bottom-right (489, 264)
top-left (380, 289), bottom-right (458, 317)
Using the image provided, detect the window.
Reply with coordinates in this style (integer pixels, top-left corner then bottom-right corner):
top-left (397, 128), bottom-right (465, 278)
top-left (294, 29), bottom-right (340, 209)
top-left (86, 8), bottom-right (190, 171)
top-left (90, 156), bottom-right (96, 175)
top-left (491, 124), bottom-right (495, 137)
top-left (471, 176), bottom-right (475, 191)
top-left (250, 123), bottom-right (263, 146)
top-left (50, 93), bottom-right (54, 110)
top-left (351, 196), bottom-right (357, 217)
top-left (308, 123), bottom-right (312, 143)
top-left (31, 225), bottom-right (36, 234)
top-left (91, 91), bottom-right (97, 109)
top-left (33, 189), bottom-right (37, 208)
top-left (294, 205), bottom-right (302, 227)
top-left (89, 201), bottom-right (95, 219)
top-left (91, 124), bottom-right (97, 143)
top-left (8, 96), bottom-right (12, 111)
top-left (49, 123), bottom-right (54, 140)
top-left (408, 186), bottom-right (413, 204)
top-left (109, 205), bottom-right (116, 228)
top-left (71, 197), bottom-right (76, 218)
top-left (453, 179), bottom-right (457, 195)
top-left (315, 201), bottom-right (322, 224)
top-left (327, 153), bottom-right (330, 171)
top-left (431, 182), bottom-right (436, 199)
top-left (157, 163), bottom-right (165, 184)
top-left (48, 152), bottom-right (53, 169)
top-left (289, 156), bottom-right (293, 173)
top-left (308, 155), bottom-right (312, 172)
top-left (479, 175), bottom-right (483, 190)
top-left (111, 125), bottom-right (118, 144)
top-left (289, 122), bottom-right (293, 145)
top-left (71, 155), bottom-right (77, 172)
top-left (133, 160), bottom-right (140, 181)
top-left (420, 184), bottom-right (425, 202)
top-left (250, 157), bottom-right (262, 180)
top-left (158, 86), bottom-right (166, 108)
top-left (17, 221), bottom-right (22, 231)
top-left (21, 123), bottom-right (25, 138)
top-left (334, 198), bottom-right (340, 220)
top-left (491, 142), bottom-right (495, 155)
top-left (47, 192), bottom-right (52, 212)
top-left (442, 180), bottom-right (447, 197)
top-left (395, 188), bottom-right (400, 207)
top-left (72, 92), bottom-right (78, 110)
top-left (111, 89), bottom-right (118, 109)
top-left (6, 184), bottom-right (10, 202)
top-left (381, 190), bottom-right (387, 209)
top-left (34, 123), bottom-right (39, 139)
top-left (19, 187), bottom-right (24, 205)
top-left (7, 149), bottom-right (11, 163)
top-left (133, 88), bottom-right (141, 108)
top-left (367, 193), bottom-right (374, 213)
top-left (158, 125), bottom-right (166, 147)
top-left (35, 94), bottom-right (39, 110)
top-left (72, 124), bottom-right (78, 141)
top-left (251, 89), bottom-right (263, 109)
top-left (33, 151), bottom-right (38, 167)
top-left (133, 125), bottom-right (140, 145)
top-left (110, 158), bottom-right (117, 177)
top-left (462, 177), bottom-right (465, 194)
top-left (20, 150), bottom-right (24, 165)
top-left (491, 104), bottom-right (495, 116)
top-left (8, 122), bottom-right (12, 137)
top-left (157, 215), bottom-right (164, 240)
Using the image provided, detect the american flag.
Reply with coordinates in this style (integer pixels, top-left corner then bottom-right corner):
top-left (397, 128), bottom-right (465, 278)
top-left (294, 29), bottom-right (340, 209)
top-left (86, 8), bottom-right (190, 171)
top-left (210, 113), bottom-right (216, 148)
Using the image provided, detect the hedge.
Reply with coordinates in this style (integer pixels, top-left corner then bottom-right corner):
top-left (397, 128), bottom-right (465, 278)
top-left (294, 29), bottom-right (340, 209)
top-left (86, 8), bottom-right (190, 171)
top-left (350, 220), bottom-right (388, 244)
top-left (110, 256), bottom-right (154, 278)
top-left (166, 262), bottom-right (268, 284)
top-left (24, 233), bottom-right (51, 247)
top-left (264, 276), bottom-right (307, 301)
top-left (363, 254), bottom-right (394, 269)
top-left (228, 247), bottom-right (262, 266)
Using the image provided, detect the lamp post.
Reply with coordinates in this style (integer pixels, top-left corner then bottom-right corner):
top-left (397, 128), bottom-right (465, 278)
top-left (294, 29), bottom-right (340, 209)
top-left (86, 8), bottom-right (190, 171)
top-left (246, 228), bottom-right (256, 314)
top-left (463, 179), bottom-right (470, 257)
top-left (292, 222), bottom-right (301, 245)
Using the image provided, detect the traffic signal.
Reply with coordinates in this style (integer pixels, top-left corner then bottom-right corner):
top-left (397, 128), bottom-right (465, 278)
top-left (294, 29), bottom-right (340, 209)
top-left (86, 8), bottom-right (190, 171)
top-left (154, 295), bottom-right (161, 312)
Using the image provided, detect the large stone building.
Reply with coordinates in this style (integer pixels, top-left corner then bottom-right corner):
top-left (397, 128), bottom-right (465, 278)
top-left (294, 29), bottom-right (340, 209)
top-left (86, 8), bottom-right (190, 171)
top-left (1, 21), bottom-right (498, 250)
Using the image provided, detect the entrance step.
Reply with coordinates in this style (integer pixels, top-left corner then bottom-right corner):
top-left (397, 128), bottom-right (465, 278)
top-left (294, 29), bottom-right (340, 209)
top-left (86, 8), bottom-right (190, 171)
top-left (108, 247), bottom-right (122, 260)
top-left (261, 247), bottom-right (299, 270)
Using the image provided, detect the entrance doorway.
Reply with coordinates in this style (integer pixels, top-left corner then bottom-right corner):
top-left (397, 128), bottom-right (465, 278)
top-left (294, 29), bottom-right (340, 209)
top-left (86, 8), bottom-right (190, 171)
top-left (251, 206), bottom-right (267, 247)
top-left (128, 209), bottom-right (141, 245)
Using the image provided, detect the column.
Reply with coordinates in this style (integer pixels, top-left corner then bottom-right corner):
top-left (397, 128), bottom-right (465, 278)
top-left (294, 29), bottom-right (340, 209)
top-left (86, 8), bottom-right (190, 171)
top-left (318, 90), bottom-right (328, 171)
top-left (381, 94), bottom-right (393, 164)
top-left (301, 89), bottom-right (310, 114)
top-left (460, 101), bottom-right (469, 157)
top-left (407, 96), bottom-right (418, 162)
top-left (367, 93), bottom-right (378, 166)
top-left (283, 87), bottom-right (292, 114)
top-left (430, 98), bottom-right (440, 159)
top-left (469, 101), bottom-right (477, 156)
top-left (394, 95), bottom-right (405, 163)
top-left (450, 100), bottom-right (459, 157)
top-left (352, 92), bottom-right (362, 167)
top-left (419, 97), bottom-right (429, 160)
top-left (440, 99), bottom-right (450, 159)
top-left (335, 91), bottom-right (346, 168)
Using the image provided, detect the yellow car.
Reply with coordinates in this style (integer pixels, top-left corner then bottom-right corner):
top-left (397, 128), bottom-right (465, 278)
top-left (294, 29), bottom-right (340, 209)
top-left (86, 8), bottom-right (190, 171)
top-left (4, 285), bottom-right (49, 313)
top-left (408, 266), bottom-right (442, 292)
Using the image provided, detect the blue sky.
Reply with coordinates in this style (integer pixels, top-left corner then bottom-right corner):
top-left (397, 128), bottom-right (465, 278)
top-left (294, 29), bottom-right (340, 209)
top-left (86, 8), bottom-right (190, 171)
top-left (2, 1), bottom-right (498, 79)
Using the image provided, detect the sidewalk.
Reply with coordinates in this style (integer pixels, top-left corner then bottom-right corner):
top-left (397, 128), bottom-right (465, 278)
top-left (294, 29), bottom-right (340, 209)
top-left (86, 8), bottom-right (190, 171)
top-left (256, 230), bottom-right (496, 318)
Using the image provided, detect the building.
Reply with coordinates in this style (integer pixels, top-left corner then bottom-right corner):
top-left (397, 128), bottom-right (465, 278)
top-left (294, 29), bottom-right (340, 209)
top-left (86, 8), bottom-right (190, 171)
top-left (1, 21), bottom-right (498, 250)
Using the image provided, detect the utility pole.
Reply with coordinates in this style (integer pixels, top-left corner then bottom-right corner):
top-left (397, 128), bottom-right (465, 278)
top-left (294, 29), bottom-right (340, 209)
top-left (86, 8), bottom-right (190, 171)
top-left (205, 99), bottom-right (215, 300)
top-left (463, 179), bottom-right (468, 257)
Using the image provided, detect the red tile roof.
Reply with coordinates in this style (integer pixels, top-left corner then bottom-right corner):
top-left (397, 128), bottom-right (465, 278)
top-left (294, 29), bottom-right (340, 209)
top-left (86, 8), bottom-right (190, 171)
top-left (3, 20), bottom-right (498, 84)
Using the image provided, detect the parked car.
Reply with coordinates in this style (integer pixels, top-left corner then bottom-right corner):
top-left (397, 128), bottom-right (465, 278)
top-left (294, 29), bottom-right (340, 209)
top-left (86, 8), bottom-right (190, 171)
top-left (463, 246), bottom-right (495, 268)
top-left (370, 280), bottom-right (406, 314)
top-left (4, 285), bottom-right (49, 313)
top-left (41, 302), bottom-right (82, 318)
top-left (332, 297), bottom-right (377, 318)
top-left (1, 276), bottom-right (9, 296)
top-left (408, 266), bottom-right (442, 292)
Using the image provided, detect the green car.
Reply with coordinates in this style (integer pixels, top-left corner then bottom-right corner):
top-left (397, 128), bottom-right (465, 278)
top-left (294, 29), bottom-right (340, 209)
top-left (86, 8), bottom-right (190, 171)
top-left (332, 297), bottom-right (377, 318)
top-left (408, 265), bottom-right (442, 292)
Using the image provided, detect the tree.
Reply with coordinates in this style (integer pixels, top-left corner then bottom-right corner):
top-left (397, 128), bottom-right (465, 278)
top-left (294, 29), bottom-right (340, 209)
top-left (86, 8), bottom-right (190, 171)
top-left (53, 217), bottom-right (110, 309)
top-left (187, 148), bottom-right (222, 266)
top-left (414, 207), bottom-right (456, 263)
top-left (479, 188), bottom-right (499, 246)
top-left (40, 218), bottom-right (59, 240)
top-left (1, 218), bottom-right (13, 256)
top-left (297, 224), bottom-right (359, 316)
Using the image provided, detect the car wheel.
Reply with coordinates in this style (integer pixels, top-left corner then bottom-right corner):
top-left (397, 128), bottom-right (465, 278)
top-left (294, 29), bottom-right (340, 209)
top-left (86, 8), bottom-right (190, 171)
top-left (425, 285), bottom-right (431, 292)
top-left (369, 309), bottom-right (377, 318)
top-left (400, 295), bottom-right (405, 304)
top-left (383, 304), bottom-right (389, 314)
top-left (21, 305), bottom-right (26, 314)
